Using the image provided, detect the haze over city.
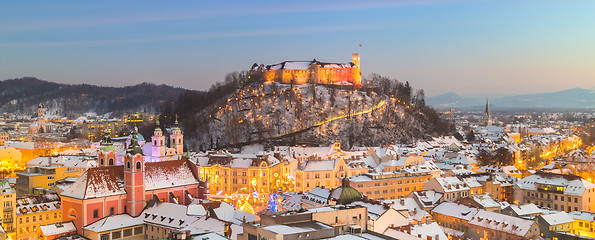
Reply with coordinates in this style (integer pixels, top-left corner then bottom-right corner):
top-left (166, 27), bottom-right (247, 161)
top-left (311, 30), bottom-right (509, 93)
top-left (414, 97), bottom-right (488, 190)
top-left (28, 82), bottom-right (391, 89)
top-left (2, 0), bottom-right (595, 96)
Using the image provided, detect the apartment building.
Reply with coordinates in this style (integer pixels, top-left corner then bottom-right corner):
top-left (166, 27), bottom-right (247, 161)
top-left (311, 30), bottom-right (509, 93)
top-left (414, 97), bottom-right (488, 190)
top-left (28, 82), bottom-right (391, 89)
top-left (513, 172), bottom-right (595, 212)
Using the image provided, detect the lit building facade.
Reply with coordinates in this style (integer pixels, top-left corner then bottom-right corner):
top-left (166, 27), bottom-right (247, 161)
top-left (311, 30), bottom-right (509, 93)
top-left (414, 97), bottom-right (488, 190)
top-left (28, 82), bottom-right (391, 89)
top-left (251, 53), bottom-right (361, 86)
top-left (349, 171), bottom-right (432, 200)
top-left (198, 153), bottom-right (288, 195)
top-left (513, 172), bottom-right (595, 212)
top-left (14, 193), bottom-right (62, 240)
top-left (1, 180), bottom-right (16, 237)
top-left (77, 120), bottom-right (126, 142)
top-left (16, 166), bottom-right (79, 197)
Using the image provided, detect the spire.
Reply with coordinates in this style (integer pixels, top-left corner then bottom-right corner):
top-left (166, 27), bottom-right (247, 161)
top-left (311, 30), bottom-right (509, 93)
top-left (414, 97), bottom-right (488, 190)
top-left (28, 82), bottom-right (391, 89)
top-left (485, 98), bottom-right (490, 117)
top-left (127, 128), bottom-right (144, 155)
top-left (484, 98), bottom-right (492, 126)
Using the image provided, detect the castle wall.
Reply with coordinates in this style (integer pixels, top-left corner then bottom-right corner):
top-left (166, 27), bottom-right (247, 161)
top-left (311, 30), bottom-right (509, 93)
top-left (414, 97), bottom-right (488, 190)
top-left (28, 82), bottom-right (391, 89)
top-left (263, 66), bottom-right (360, 85)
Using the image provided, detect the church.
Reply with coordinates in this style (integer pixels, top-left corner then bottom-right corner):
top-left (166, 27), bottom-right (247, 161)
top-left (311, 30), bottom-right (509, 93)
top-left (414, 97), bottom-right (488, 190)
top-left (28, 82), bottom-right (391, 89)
top-left (250, 53), bottom-right (361, 86)
top-left (61, 130), bottom-right (208, 234)
top-left (96, 118), bottom-right (185, 167)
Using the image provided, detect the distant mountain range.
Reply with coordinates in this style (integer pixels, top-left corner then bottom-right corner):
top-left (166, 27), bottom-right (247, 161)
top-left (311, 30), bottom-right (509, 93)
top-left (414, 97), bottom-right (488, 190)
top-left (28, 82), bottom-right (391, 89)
top-left (0, 77), bottom-right (191, 118)
top-left (427, 88), bottom-right (595, 109)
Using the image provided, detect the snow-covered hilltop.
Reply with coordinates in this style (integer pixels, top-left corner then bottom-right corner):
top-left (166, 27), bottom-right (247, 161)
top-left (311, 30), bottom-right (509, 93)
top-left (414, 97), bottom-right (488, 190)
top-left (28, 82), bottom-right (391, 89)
top-left (185, 81), bottom-right (450, 150)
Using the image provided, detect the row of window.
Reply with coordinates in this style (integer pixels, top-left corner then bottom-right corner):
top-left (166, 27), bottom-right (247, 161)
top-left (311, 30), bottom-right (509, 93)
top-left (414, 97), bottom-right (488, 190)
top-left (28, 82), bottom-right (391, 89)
top-left (99, 226), bottom-right (143, 240)
top-left (18, 212), bottom-right (60, 224)
top-left (527, 192), bottom-right (581, 203)
top-left (93, 207), bottom-right (117, 218)
top-left (215, 171), bottom-right (268, 177)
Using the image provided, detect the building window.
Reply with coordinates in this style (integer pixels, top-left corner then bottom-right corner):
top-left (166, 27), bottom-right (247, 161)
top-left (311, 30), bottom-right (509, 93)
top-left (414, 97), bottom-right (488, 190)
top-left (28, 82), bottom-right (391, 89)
top-left (123, 229), bottom-right (133, 237)
top-left (127, 161), bottom-right (131, 169)
top-left (112, 231), bottom-right (121, 239)
top-left (110, 207), bottom-right (114, 216)
top-left (100, 234), bottom-right (109, 240)
top-left (93, 209), bottom-right (99, 218)
top-left (134, 226), bottom-right (143, 235)
top-left (136, 161), bottom-right (141, 169)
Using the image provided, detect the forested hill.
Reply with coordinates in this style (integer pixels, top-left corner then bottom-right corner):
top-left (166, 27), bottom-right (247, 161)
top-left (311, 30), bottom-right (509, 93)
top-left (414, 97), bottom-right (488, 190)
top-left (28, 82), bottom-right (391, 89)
top-left (162, 72), bottom-right (452, 150)
top-left (0, 77), bottom-right (189, 118)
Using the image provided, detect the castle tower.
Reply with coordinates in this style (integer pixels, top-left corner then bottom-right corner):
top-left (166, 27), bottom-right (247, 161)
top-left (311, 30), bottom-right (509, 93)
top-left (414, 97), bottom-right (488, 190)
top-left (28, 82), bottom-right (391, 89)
top-left (98, 129), bottom-right (117, 167)
top-left (124, 130), bottom-right (145, 216)
top-left (37, 102), bottom-right (46, 133)
top-left (352, 53), bottom-right (361, 85)
top-left (151, 120), bottom-right (165, 157)
top-left (484, 99), bottom-right (493, 126)
top-left (352, 53), bottom-right (360, 68)
top-left (170, 117), bottom-right (184, 155)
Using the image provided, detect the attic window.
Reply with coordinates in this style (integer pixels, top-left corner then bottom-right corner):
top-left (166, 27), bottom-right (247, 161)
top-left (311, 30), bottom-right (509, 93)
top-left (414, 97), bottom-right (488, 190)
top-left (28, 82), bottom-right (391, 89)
top-left (169, 218), bottom-right (174, 223)
top-left (179, 220), bottom-right (185, 225)
top-left (152, 214), bottom-right (157, 220)
top-left (144, 213), bottom-right (150, 218)
top-left (161, 216), bottom-right (166, 221)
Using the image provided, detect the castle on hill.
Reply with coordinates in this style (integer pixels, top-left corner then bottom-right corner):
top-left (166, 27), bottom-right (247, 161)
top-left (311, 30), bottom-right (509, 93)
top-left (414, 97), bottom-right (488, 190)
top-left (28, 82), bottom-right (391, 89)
top-left (251, 53), bottom-right (361, 85)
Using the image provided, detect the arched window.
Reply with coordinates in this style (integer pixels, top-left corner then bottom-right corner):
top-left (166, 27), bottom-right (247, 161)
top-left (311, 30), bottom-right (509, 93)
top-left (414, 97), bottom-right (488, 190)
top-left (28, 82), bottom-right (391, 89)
top-left (160, 140), bottom-right (163, 145)
top-left (154, 140), bottom-right (157, 145)
top-left (179, 139), bottom-right (181, 144)
top-left (108, 158), bottom-right (114, 166)
top-left (127, 161), bottom-right (131, 169)
top-left (100, 159), bottom-right (104, 165)
top-left (136, 161), bottom-right (141, 169)
top-left (68, 209), bottom-right (77, 219)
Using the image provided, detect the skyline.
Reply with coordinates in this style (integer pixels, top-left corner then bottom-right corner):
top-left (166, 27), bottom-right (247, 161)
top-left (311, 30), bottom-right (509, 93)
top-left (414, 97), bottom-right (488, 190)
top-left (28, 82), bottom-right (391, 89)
top-left (2, 1), bottom-right (595, 96)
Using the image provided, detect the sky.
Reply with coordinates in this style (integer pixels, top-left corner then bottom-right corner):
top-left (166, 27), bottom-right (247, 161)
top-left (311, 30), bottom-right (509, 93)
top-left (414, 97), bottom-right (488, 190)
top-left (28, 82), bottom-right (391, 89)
top-left (1, 0), bottom-right (595, 97)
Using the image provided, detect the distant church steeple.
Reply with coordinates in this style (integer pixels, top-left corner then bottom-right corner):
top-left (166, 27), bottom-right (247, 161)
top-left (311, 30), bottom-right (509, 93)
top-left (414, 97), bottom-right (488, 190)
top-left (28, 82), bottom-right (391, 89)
top-left (37, 103), bottom-right (46, 133)
top-left (484, 99), bottom-right (493, 126)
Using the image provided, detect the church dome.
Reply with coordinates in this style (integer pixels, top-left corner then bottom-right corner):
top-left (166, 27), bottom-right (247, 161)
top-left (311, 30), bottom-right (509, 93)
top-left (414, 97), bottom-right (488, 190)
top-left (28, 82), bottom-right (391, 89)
top-left (126, 129), bottom-right (144, 155)
top-left (328, 178), bottom-right (363, 205)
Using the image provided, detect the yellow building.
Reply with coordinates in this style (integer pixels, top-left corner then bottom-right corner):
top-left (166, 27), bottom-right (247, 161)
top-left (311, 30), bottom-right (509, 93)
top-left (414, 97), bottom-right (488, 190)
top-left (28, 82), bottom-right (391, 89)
top-left (82, 214), bottom-right (145, 240)
top-left (349, 171), bottom-right (432, 200)
top-left (570, 211), bottom-right (595, 238)
top-left (16, 166), bottom-right (79, 197)
top-left (294, 157), bottom-right (368, 193)
top-left (198, 153), bottom-right (290, 196)
top-left (0, 146), bottom-right (22, 174)
top-left (15, 193), bottom-right (62, 240)
top-left (77, 120), bottom-right (127, 142)
top-left (0, 180), bottom-right (16, 237)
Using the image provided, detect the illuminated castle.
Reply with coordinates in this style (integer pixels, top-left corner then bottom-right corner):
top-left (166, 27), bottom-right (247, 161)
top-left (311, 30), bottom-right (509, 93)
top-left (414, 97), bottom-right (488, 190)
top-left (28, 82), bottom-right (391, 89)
top-left (251, 53), bottom-right (361, 85)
